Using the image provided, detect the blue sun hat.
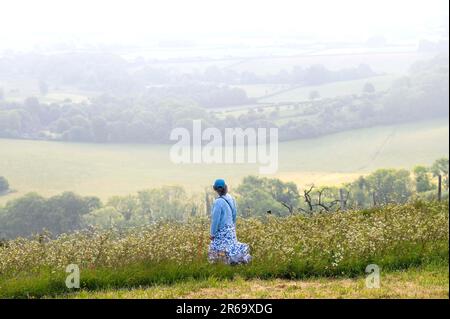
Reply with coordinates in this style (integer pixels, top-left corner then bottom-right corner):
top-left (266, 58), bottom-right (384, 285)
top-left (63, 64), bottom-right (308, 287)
top-left (213, 179), bottom-right (226, 189)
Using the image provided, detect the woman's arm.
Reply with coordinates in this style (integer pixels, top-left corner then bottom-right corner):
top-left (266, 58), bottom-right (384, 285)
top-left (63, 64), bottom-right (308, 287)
top-left (232, 198), bottom-right (237, 224)
top-left (210, 201), bottom-right (222, 237)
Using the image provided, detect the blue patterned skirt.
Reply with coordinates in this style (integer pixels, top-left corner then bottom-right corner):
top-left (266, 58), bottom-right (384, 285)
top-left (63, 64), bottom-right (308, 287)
top-left (208, 224), bottom-right (252, 265)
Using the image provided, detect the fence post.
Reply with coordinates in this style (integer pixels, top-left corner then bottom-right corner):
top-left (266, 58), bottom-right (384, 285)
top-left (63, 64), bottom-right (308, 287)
top-left (438, 174), bottom-right (442, 202)
top-left (339, 189), bottom-right (346, 211)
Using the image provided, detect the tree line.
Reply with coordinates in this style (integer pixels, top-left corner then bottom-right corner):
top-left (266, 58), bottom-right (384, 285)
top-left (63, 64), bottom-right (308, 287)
top-left (0, 176), bottom-right (9, 194)
top-left (1, 54), bottom-right (448, 143)
top-left (0, 52), bottom-right (376, 93)
top-left (0, 158), bottom-right (448, 239)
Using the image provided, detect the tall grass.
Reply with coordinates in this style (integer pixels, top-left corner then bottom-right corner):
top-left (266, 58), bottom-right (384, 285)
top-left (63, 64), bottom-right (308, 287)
top-left (0, 201), bottom-right (448, 298)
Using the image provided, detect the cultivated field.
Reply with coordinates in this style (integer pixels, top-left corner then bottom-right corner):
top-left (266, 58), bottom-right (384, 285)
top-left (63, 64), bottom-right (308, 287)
top-left (0, 119), bottom-right (448, 204)
top-left (227, 51), bottom-right (436, 75)
top-left (258, 74), bottom-right (397, 103)
top-left (0, 76), bottom-right (92, 104)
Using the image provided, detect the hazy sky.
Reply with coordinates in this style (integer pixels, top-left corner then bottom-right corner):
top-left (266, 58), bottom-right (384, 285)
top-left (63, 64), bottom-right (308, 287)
top-left (0, 0), bottom-right (448, 48)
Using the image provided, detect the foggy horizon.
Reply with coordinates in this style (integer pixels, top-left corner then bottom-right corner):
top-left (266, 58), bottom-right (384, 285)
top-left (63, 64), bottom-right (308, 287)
top-left (1, 0), bottom-right (448, 53)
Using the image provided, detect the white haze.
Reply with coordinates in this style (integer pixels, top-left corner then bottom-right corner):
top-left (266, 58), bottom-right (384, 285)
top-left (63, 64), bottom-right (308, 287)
top-left (0, 0), bottom-right (448, 51)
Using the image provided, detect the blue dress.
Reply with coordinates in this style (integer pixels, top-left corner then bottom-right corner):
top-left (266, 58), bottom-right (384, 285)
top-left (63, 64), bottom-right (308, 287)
top-left (208, 194), bottom-right (252, 264)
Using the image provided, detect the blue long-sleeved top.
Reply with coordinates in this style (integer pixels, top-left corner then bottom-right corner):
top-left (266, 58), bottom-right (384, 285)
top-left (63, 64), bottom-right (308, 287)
top-left (210, 194), bottom-right (237, 237)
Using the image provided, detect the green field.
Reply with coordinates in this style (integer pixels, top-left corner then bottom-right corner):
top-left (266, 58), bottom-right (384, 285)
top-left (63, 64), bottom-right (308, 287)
top-left (64, 264), bottom-right (449, 299)
top-left (258, 74), bottom-right (397, 103)
top-left (231, 84), bottom-right (292, 99)
top-left (0, 76), bottom-right (92, 104)
top-left (223, 75), bottom-right (397, 120)
top-left (228, 51), bottom-right (436, 75)
top-left (0, 118), bottom-right (448, 204)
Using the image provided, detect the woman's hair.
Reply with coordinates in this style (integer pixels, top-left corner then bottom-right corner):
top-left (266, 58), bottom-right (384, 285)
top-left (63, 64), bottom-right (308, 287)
top-left (214, 185), bottom-right (228, 196)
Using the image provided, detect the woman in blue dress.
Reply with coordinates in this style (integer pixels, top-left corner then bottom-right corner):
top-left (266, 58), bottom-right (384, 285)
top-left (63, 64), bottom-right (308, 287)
top-left (208, 179), bottom-right (252, 265)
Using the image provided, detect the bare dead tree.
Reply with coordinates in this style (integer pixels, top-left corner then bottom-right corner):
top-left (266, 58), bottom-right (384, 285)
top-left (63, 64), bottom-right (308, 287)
top-left (300, 185), bottom-right (343, 213)
top-left (315, 187), bottom-right (340, 211)
top-left (339, 188), bottom-right (350, 211)
top-left (303, 185), bottom-right (315, 212)
top-left (267, 186), bottom-right (297, 215)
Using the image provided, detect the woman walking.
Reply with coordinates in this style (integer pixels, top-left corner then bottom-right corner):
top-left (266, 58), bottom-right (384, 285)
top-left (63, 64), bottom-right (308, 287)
top-left (208, 179), bottom-right (252, 265)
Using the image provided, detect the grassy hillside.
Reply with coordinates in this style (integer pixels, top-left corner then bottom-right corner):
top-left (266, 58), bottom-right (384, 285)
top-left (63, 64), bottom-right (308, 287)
top-left (64, 264), bottom-right (449, 299)
top-left (0, 118), bottom-right (447, 204)
top-left (0, 201), bottom-right (448, 298)
top-left (258, 74), bottom-right (396, 103)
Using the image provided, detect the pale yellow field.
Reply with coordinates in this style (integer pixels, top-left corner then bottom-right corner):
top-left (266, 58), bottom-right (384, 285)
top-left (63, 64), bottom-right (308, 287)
top-left (0, 119), bottom-right (448, 204)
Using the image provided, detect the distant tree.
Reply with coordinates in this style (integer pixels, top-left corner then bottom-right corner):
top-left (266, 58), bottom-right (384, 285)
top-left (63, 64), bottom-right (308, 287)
top-left (363, 82), bottom-right (376, 94)
top-left (413, 165), bottom-right (434, 193)
top-left (91, 116), bottom-right (109, 142)
top-left (24, 96), bottom-right (40, 109)
top-left (203, 66), bottom-right (224, 82)
top-left (365, 169), bottom-right (413, 205)
top-left (0, 192), bottom-right (100, 238)
top-left (107, 195), bottom-right (139, 221)
top-left (39, 103), bottom-right (61, 126)
top-left (236, 176), bottom-right (300, 216)
top-left (63, 126), bottom-right (93, 142)
top-left (140, 186), bottom-right (188, 221)
top-left (104, 186), bottom-right (189, 225)
top-left (71, 115), bottom-right (90, 129)
top-left (269, 110), bottom-right (279, 119)
top-left (0, 110), bottom-right (22, 136)
top-left (304, 64), bottom-right (331, 85)
top-left (0, 193), bottom-right (48, 238)
top-left (0, 176), bottom-right (9, 193)
top-left (348, 176), bottom-right (371, 208)
top-left (53, 118), bottom-right (71, 134)
top-left (39, 80), bottom-right (49, 96)
top-left (46, 192), bottom-right (101, 234)
top-left (82, 206), bottom-right (124, 228)
top-left (431, 157), bottom-right (449, 190)
top-left (309, 90), bottom-right (320, 100)
top-left (301, 185), bottom-right (342, 212)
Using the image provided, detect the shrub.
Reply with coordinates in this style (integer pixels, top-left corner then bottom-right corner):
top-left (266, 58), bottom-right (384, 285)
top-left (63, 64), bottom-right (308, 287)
top-left (0, 176), bottom-right (9, 193)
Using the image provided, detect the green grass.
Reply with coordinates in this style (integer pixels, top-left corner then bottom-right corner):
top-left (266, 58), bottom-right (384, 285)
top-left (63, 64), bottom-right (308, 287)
top-left (230, 84), bottom-right (292, 99)
top-left (0, 245), bottom-right (447, 299)
top-left (0, 201), bottom-right (447, 299)
top-left (0, 118), bottom-right (448, 203)
top-left (63, 263), bottom-right (450, 299)
top-left (259, 75), bottom-right (397, 103)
